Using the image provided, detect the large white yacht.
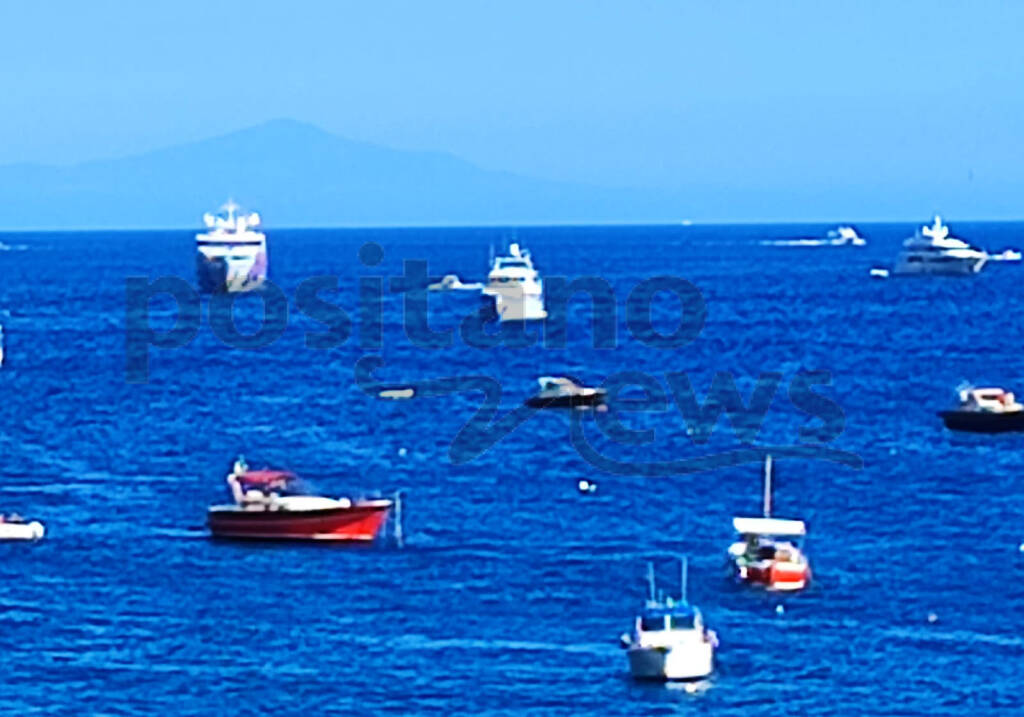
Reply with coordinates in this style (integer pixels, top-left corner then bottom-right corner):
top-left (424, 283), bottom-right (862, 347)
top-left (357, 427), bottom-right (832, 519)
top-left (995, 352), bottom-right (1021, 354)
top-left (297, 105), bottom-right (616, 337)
top-left (892, 215), bottom-right (987, 276)
top-left (195, 200), bottom-right (268, 293)
top-left (481, 242), bottom-right (547, 321)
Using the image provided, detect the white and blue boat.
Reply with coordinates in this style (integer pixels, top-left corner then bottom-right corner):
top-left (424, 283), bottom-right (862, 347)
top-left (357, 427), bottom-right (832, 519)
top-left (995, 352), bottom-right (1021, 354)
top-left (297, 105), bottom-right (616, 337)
top-left (619, 559), bottom-right (717, 681)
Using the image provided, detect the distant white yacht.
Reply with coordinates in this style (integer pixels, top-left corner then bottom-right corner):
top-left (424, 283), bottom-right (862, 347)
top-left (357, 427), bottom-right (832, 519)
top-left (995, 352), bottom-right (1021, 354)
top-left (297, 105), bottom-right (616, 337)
top-left (195, 200), bottom-right (268, 293)
top-left (481, 243), bottom-right (547, 321)
top-left (892, 215), bottom-right (987, 276)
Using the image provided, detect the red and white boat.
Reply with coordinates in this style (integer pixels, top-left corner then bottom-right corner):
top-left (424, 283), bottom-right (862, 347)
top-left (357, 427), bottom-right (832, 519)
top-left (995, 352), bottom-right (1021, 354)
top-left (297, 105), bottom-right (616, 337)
top-left (207, 458), bottom-right (393, 542)
top-left (727, 456), bottom-right (811, 591)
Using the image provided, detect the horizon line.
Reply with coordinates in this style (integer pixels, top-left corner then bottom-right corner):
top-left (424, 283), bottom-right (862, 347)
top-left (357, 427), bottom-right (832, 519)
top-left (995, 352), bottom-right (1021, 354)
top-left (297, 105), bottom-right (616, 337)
top-left (2, 216), bottom-right (1023, 234)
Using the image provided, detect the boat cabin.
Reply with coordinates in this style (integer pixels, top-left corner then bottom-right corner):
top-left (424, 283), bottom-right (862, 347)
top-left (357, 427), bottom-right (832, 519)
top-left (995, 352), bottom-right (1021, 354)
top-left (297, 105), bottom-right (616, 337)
top-left (957, 387), bottom-right (1022, 414)
top-left (637, 603), bottom-right (703, 634)
top-left (730, 517), bottom-right (807, 561)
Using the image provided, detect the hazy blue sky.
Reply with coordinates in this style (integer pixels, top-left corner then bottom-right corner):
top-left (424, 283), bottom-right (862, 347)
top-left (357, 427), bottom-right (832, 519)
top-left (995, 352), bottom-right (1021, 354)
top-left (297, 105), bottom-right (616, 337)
top-left (2, 1), bottom-right (1022, 220)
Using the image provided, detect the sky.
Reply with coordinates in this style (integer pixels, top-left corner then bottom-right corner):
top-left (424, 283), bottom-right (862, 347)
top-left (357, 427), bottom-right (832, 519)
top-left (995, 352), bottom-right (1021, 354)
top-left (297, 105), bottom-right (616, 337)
top-left (1, 1), bottom-right (1023, 221)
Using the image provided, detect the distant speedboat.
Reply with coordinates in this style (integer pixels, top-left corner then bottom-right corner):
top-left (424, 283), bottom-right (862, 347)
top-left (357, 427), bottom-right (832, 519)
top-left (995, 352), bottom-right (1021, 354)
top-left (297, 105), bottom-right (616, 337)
top-left (827, 226), bottom-right (866, 246)
top-left (619, 559), bottom-right (717, 682)
top-left (990, 249), bottom-right (1022, 263)
top-left (892, 215), bottom-right (987, 276)
top-left (196, 200), bottom-right (268, 293)
top-left (524, 376), bottom-right (606, 409)
top-left (427, 274), bottom-right (483, 292)
top-left (207, 457), bottom-right (393, 541)
top-left (481, 243), bottom-right (547, 321)
top-left (727, 456), bottom-right (810, 591)
top-left (938, 386), bottom-right (1024, 433)
top-left (0, 514), bottom-right (44, 541)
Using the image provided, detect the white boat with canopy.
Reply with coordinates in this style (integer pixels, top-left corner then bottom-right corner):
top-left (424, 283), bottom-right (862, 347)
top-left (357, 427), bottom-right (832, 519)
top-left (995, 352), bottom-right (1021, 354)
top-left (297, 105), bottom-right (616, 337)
top-left (727, 456), bottom-right (811, 591)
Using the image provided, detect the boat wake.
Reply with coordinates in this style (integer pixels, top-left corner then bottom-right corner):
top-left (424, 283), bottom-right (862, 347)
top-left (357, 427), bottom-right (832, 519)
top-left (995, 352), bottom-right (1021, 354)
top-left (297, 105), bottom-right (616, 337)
top-left (759, 239), bottom-right (836, 247)
top-left (383, 633), bottom-right (615, 656)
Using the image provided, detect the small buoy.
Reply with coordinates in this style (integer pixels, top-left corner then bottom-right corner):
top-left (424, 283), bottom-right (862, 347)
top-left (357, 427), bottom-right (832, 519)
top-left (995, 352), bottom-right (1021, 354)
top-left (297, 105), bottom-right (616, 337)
top-left (1018, 542), bottom-right (1024, 553)
top-left (577, 479), bottom-right (596, 494)
top-left (398, 447), bottom-right (407, 458)
top-left (927, 612), bottom-right (938, 624)
top-left (775, 604), bottom-right (785, 616)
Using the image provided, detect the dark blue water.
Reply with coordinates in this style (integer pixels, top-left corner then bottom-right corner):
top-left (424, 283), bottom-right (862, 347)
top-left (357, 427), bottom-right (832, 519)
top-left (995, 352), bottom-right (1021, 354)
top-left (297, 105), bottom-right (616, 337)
top-left (2, 222), bottom-right (1023, 715)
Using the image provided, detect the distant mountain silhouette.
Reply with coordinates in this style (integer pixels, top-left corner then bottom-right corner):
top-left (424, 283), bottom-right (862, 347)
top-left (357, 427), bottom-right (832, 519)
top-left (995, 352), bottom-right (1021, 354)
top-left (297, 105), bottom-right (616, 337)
top-left (0, 119), bottom-right (681, 229)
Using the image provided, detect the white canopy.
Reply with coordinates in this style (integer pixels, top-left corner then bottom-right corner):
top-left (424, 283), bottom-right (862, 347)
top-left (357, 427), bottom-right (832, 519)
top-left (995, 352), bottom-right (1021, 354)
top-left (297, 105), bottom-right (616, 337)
top-left (732, 517), bottom-right (806, 537)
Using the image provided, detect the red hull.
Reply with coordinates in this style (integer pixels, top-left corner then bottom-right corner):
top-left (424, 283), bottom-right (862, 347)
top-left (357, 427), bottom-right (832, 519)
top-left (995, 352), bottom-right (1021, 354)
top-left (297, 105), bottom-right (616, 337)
top-left (208, 502), bottom-right (391, 541)
top-left (744, 561), bottom-right (810, 590)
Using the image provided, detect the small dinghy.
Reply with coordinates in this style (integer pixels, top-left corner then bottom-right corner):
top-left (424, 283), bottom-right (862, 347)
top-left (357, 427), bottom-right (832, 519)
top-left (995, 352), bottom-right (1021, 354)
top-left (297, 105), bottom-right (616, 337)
top-left (938, 386), bottom-right (1024, 433)
top-left (619, 558), bottom-right (717, 681)
top-left (0, 514), bottom-right (45, 541)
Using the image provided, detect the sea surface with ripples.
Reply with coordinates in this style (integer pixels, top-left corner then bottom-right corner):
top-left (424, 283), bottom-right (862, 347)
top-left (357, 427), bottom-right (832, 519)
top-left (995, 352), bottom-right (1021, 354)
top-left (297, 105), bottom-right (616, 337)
top-left (1, 222), bottom-right (1023, 715)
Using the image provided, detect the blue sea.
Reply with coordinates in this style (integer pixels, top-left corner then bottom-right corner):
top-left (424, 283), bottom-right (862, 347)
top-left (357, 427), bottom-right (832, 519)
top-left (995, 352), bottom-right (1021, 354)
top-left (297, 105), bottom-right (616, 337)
top-left (2, 222), bottom-right (1023, 715)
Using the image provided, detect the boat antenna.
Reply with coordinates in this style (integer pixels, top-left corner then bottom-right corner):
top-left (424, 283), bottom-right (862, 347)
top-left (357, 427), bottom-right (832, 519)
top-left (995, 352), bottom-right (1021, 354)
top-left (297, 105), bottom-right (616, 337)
top-left (646, 562), bottom-right (656, 605)
top-left (681, 556), bottom-right (688, 604)
top-left (763, 454), bottom-right (773, 517)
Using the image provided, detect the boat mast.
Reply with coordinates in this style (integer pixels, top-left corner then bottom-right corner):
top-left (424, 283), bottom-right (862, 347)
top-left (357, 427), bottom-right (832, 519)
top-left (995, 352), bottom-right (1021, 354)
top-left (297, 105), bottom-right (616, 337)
top-left (680, 556), bottom-right (688, 603)
top-left (763, 454), bottom-right (773, 517)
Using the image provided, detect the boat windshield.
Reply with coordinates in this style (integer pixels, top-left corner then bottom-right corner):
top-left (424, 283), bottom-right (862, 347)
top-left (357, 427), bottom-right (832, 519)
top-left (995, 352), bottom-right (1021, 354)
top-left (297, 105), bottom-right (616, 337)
top-left (669, 614), bottom-right (697, 629)
top-left (640, 615), bottom-right (666, 631)
top-left (641, 606), bottom-right (696, 631)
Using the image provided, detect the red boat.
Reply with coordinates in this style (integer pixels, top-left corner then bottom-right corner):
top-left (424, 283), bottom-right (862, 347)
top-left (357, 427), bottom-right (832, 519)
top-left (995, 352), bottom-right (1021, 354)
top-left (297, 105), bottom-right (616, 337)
top-left (726, 456), bottom-right (811, 591)
top-left (207, 459), bottom-right (393, 542)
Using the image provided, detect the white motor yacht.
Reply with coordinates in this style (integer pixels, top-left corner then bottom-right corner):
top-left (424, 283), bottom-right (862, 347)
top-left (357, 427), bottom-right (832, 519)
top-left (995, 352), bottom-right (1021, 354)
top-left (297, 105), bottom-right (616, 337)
top-left (619, 559), bottom-right (717, 681)
top-left (481, 243), bottom-right (547, 321)
top-left (892, 215), bottom-right (987, 276)
top-left (196, 200), bottom-right (268, 293)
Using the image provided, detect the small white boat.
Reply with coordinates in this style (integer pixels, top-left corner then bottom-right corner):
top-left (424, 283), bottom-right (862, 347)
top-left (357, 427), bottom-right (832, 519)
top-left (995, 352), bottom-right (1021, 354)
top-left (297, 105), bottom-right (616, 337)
top-left (620, 559), bottom-right (717, 681)
top-left (524, 376), bottom-right (607, 409)
top-left (869, 268), bottom-right (890, 279)
top-left (990, 249), bottom-right (1022, 263)
top-left (0, 515), bottom-right (44, 541)
top-left (892, 215), bottom-right (988, 276)
top-left (481, 243), bottom-right (547, 321)
top-left (938, 386), bottom-right (1024, 432)
top-left (427, 274), bottom-right (483, 291)
top-left (827, 226), bottom-right (866, 246)
top-left (378, 387), bottom-right (416, 400)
